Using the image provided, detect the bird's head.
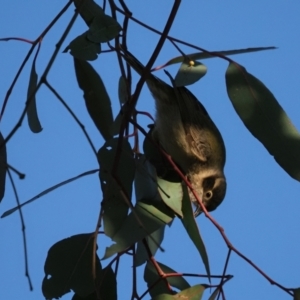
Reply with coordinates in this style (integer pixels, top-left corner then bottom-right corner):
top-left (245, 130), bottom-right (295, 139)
top-left (188, 169), bottom-right (226, 217)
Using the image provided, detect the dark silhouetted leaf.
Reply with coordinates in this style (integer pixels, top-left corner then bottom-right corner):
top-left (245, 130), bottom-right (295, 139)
top-left (98, 266), bottom-right (117, 300)
top-left (42, 233), bottom-right (101, 299)
top-left (103, 199), bottom-right (174, 259)
top-left (1, 169), bottom-right (98, 218)
top-left (65, 33), bottom-right (101, 61)
top-left (226, 62), bottom-right (300, 181)
top-left (74, 58), bottom-right (113, 140)
top-left (118, 76), bottom-right (128, 104)
top-left (174, 60), bottom-right (207, 87)
top-left (111, 109), bottom-right (123, 136)
top-left (163, 46), bottom-right (276, 67)
top-left (294, 288), bottom-right (300, 300)
top-left (134, 155), bottom-right (161, 203)
top-left (144, 261), bottom-right (190, 298)
top-left (87, 14), bottom-right (121, 43)
top-left (73, 0), bottom-right (104, 26)
top-left (26, 56), bottom-right (42, 133)
top-left (97, 138), bottom-right (135, 238)
top-left (0, 132), bottom-right (6, 202)
top-left (181, 185), bottom-right (210, 279)
top-left (72, 266), bottom-right (117, 300)
top-left (157, 178), bottom-right (183, 217)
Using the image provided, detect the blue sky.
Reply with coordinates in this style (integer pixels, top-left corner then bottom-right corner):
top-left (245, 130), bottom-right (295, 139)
top-left (1, 1), bottom-right (300, 299)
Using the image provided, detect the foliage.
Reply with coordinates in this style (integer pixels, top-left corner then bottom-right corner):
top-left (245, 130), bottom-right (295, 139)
top-left (0, 1), bottom-right (300, 300)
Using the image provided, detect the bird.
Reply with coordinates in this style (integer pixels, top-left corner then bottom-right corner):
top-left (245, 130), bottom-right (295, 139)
top-left (122, 49), bottom-right (226, 216)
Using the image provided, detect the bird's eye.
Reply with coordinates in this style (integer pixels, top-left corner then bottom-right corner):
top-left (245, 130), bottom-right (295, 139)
top-left (205, 191), bottom-right (213, 199)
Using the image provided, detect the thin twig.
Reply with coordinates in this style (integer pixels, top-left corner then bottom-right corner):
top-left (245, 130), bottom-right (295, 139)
top-left (44, 80), bottom-right (97, 157)
top-left (7, 169), bottom-right (33, 290)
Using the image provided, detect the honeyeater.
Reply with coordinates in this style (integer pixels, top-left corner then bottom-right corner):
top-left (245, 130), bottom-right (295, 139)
top-left (123, 49), bottom-right (226, 216)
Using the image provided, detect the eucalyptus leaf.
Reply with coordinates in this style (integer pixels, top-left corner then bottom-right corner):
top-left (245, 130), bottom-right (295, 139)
top-left (26, 53), bottom-right (42, 133)
top-left (157, 177), bottom-right (183, 217)
top-left (118, 76), bottom-right (128, 104)
top-left (97, 138), bottom-right (135, 238)
top-left (87, 14), bottom-right (121, 43)
top-left (164, 46), bottom-right (276, 67)
top-left (181, 185), bottom-right (210, 279)
top-left (226, 62), bottom-right (300, 181)
top-left (144, 261), bottom-right (190, 298)
top-left (152, 284), bottom-right (206, 300)
top-left (42, 233), bottom-right (101, 299)
top-left (0, 132), bottom-right (6, 202)
top-left (74, 58), bottom-right (113, 140)
top-left (103, 200), bottom-right (174, 259)
top-left (65, 32), bottom-right (101, 61)
top-left (73, 0), bottom-right (104, 26)
top-left (135, 226), bottom-right (165, 266)
top-left (294, 288), bottom-right (300, 300)
top-left (174, 60), bottom-right (207, 87)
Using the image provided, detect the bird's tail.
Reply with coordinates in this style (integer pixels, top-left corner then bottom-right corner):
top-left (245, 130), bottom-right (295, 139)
top-left (121, 49), bottom-right (147, 77)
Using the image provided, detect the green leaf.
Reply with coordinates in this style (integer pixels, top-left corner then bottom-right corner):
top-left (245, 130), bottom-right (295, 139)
top-left (226, 62), bottom-right (300, 181)
top-left (0, 132), bottom-right (6, 202)
top-left (164, 46), bottom-right (276, 67)
top-left (174, 60), bottom-right (207, 87)
top-left (1, 169), bottom-right (98, 218)
top-left (42, 233), bottom-right (101, 299)
top-left (97, 138), bottom-right (135, 238)
top-left (87, 14), bottom-right (122, 43)
top-left (103, 199), bottom-right (174, 259)
top-left (26, 54), bottom-right (42, 133)
top-left (74, 58), bottom-right (113, 140)
top-left (134, 155), bottom-right (160, 203)
top-left (181, 185), bottom-right (210, 279)
top-left (144, 261), bottom-right (190, 298)
top-left (135, 226), bottom-right (166, 266)
top-left (152, 284), bottom-right (206, 300)
top-left (157, 177), bottom-right (183, 218)
top-left (65, 32), bottom-right (101, 61)
top-left (73, 0), bottom-right (104, 27)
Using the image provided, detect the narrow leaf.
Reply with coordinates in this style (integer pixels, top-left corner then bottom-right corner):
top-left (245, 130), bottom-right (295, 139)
top-left (118, 76), bottom-right (128, 104)
top-left (65, 32), bottom-right (101, 61)
top-left (175, 60), bottom-right (207, 87)
top-left (163, 46), bottom-right (276, 67)
top-left (181, 185), bottom-right (210, 279)
top-left (74, 58), bottom-right (113, 140)
top-left (226, 62), bottom-right (300, 181)
top-left (26, 55), bottom-right (42, 133)
top-left (87, 14), bottom-right (122, 43)
top-left (135, 226), bottom-right (165, 266)
top-left (157, 177), bottom-right (183, 217)
top-left (103, 200), bottom-right (174, 259)
top-left (145, 261), bottom-right (190, 298)
top-left (0, 132), bottom-right (7, 202)
top-left (97, 138), bottom-right (135, 238)
top-left (73, 0), bottom-right (104, 27)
